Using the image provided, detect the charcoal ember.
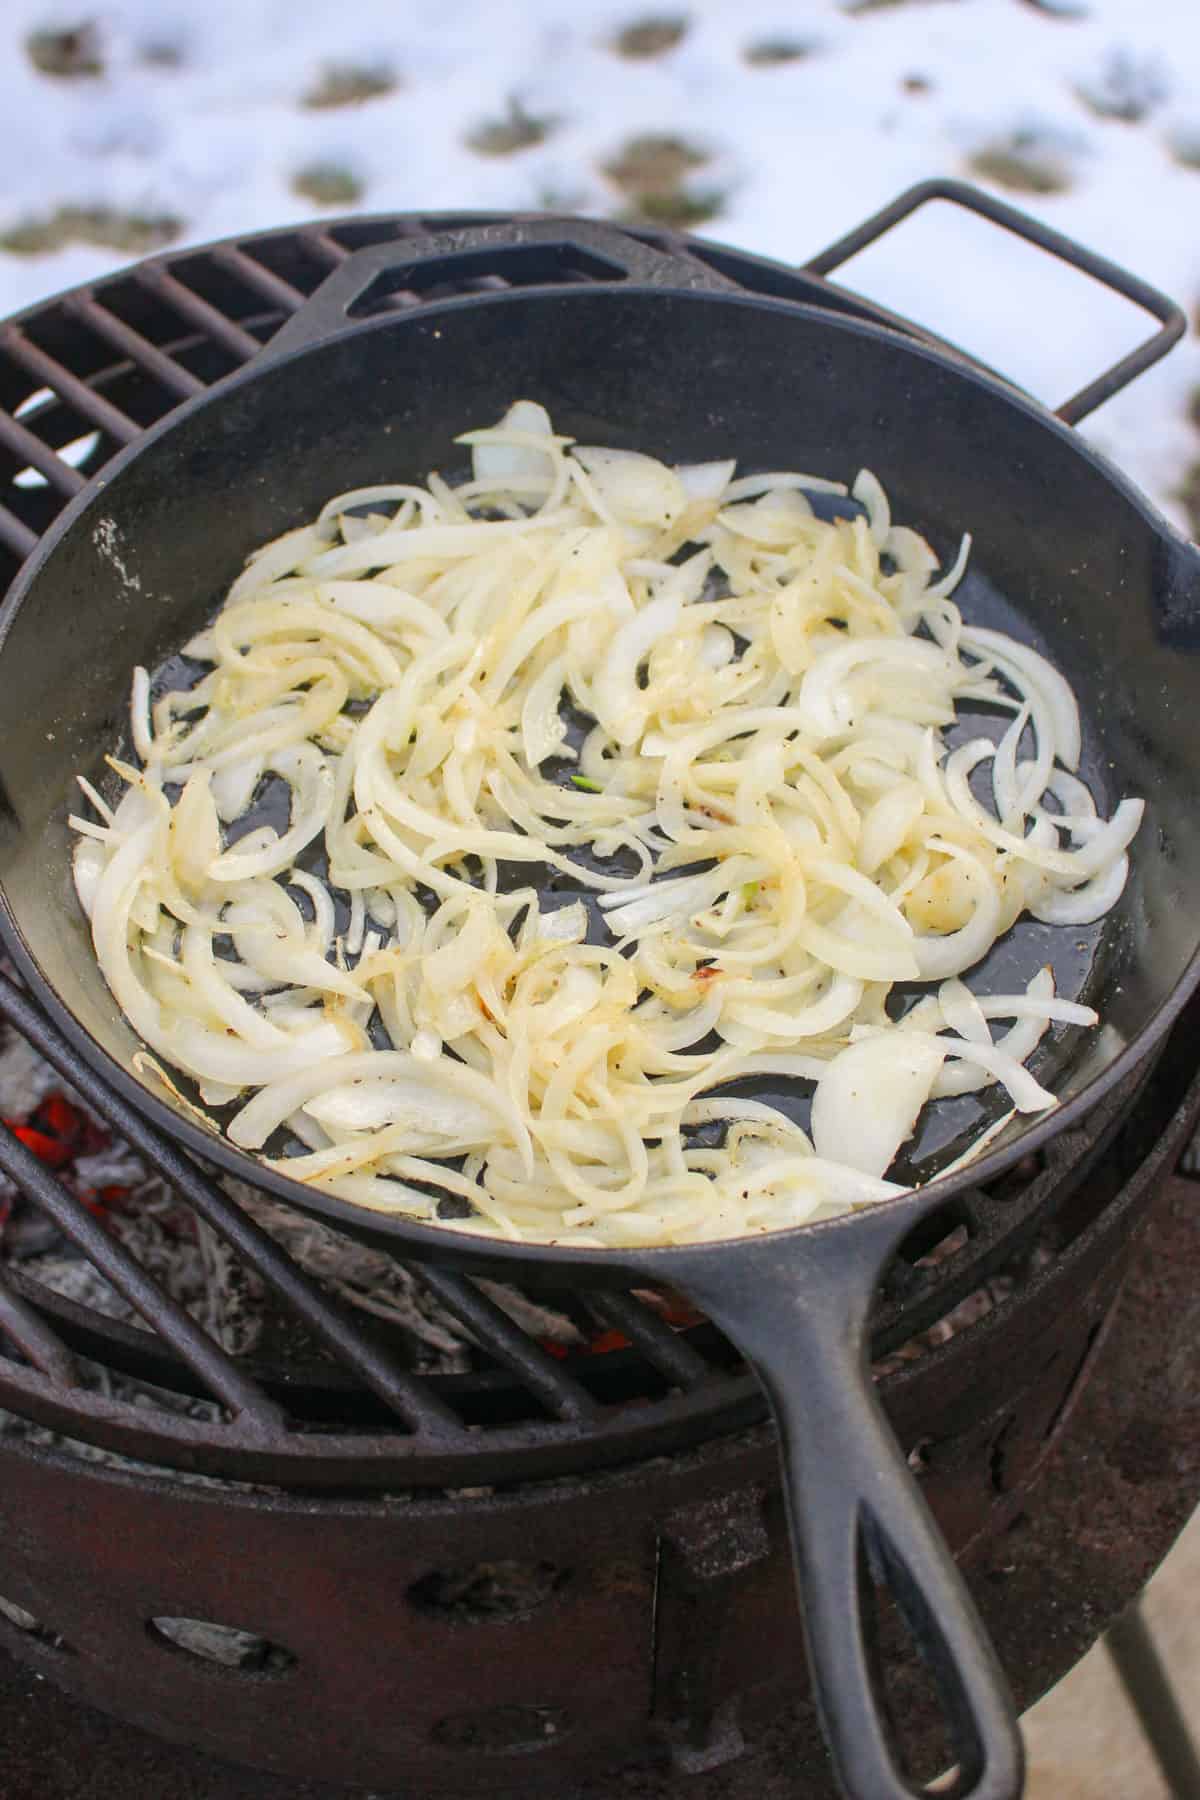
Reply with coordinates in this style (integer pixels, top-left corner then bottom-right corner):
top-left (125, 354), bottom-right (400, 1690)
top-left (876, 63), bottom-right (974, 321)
top-left (71, 1146), bottom-right (144, 1189)
top-left (0, 1205), bottom-right (62, 1260)
top-left (194, 1219), bottom-right (266, 1357)
top-left (16, 1254), bottom-right (137, 1323)
top-left (0, 1025), bottom-right (104, 1137)
top-left (0, 1031), bottom-right (65, 1119)
top-left (477, 1280), bottom-right (585, 1350)
top-left (217, 1179), bottom-right (475, 1368)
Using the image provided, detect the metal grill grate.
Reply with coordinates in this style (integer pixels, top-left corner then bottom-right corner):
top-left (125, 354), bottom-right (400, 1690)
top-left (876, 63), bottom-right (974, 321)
top-left (0, 212), bottom-right (1157, 1491)
top-left (0, 213), bottom-right (883, 580)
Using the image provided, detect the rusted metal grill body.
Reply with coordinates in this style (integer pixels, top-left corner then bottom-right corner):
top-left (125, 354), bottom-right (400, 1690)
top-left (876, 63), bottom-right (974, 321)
top-left (0, 215), bottom-right (1195, 1790)
top-left (1, 1013), bottom-right (1194, 1792)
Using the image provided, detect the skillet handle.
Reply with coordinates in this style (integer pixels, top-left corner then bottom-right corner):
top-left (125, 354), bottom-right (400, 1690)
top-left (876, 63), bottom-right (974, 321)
top-left (806, 176), bottom-right (1185, 426)
top-left (258, 217), bottom-right (733, 365)
top-left (671, 1206), bottom-right (1024, 1800)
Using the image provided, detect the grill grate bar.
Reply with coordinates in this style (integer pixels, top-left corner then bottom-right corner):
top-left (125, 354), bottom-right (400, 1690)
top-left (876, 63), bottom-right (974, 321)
top-left (583, 1290), bottom-right (714, 1390)
top-left (0, 1118), bottom-right (286, 1429)
top-left (136, 265), bottom-right (264, 361)
top-left (0, 412), bottom-right (86, 496)
top-left (66, 294), bottom-right (207, 400)
top-left (0, 1273), bottom-right (81, 1386)
top-left (297, 228), bottom-right (352, 269)
top-left (409, 1264), bottom-right (603, 1421)
top-left (211, 245), bottom-right (306, 312)
top-left (1, 327), bottom-right (141, 445)
top-left (0, 1349), bottom-right (765, 1487)
top-left (0, 504), bottom-right (43, 559)
top-left (0, 975), bottom-right (466, 1438)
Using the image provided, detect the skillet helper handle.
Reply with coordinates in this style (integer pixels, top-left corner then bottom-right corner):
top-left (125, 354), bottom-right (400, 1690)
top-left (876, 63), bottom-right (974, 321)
top-left (807, 176), bottom-right (1185, 426)
top-left (258, 217), bottom-right (734, 364)
top-left (672, 1207), bottom-right (1024, 1800)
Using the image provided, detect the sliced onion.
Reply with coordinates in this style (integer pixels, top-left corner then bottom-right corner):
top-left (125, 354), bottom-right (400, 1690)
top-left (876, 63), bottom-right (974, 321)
top-left (168, 771), bottom-right (220, 898)
top-left (1030, 853), bottom-right (1130, 925)
top-left (851, 469), bottom-right (891, 546)
top-left (931, 1027), bottom-right (1056, 1110)
top-left (885, 525), bottom-right (939, 580)
top-left (131, 666), bottom-right (154, 762)
top-left (303, 1078), bottom-right (497, 1141)
top-left (719, 490), bottom-right (814, 546)
top-left (927, 533), bottom-right (972, 600)
top-left (700, 623), bottom-right (736, 669)
top-left (318, 580), bottom-right (450, 639)
top-left (288, 868), bottom-right (336, 950)
top-left (723, 470), bottom-right (849, 501)
top-left (726, 972), bottom-right (863, 1039)
top-left (812, 1033), bottom-right (946, 1176)
top-left (937, 977), bottom-right (990, 1044)
top-left (795, 639), bottom-right (950, 741)
top-left (910, 845), bottom-right (1002, 979)
top-left (226, 901), bottom-right (367, 1003)
top-left (858, 784), bottom-right (924, 875)
top-left (72, 410), bottom-right (1138, 1250)
top-left (470, 400), bottom-right (556, 487)
top-left (677, 459), bottom-right (736, 502)
top-left (534, 901), bottom-right (589, 943)
top-left (592, 591), bottom-right (683, 747)
top-left (960, 625), bottom-right (1081, 772)
top-left (209, 745), bottom-right (333, 883)
top-left (572, 447), bottom-right (687, 527)
top-left (230, 1050), bottom-right (522, 1150)
top-left (210, 755), bottom-right (264, 824)
top-left (72, 836), bottom-right (108, 919)
top-left (521, 654), bottom-right (569, 767)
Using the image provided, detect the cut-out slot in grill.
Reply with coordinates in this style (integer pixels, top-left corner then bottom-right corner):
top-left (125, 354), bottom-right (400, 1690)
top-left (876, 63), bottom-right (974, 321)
top-left (0, 1594), bottom-right (73, 1651)
top-left (408, 1560), bottom-right (570, 1623)
top-left (347, 242), bottom-right (630, 317)
top-left (148, 1615), bottom-right (297, 1674)
top-left (430, 1703), bottom-right (573, 1753)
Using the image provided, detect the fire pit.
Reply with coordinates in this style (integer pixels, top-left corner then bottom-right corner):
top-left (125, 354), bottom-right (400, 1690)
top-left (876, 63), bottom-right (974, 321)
top-left (0, 208), bottom-right (1197, 1795)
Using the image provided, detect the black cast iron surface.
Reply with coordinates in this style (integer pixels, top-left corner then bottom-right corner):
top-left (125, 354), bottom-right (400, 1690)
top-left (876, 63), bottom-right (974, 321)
top-left (1, 1162), bottom-right (1197, 1800)
top-left (7, 212), bottom-right (1198, 1256)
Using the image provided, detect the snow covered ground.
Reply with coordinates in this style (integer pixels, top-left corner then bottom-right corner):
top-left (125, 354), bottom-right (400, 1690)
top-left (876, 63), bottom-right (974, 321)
top-left (0, 0), bottom-right (1197, 526)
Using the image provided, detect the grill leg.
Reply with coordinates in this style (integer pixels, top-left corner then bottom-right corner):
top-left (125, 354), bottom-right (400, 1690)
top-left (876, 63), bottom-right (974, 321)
top-left (1104, 1598), bottom-right (1200, 1796)
top-left (651, 1489), bottom-right (772, 1770)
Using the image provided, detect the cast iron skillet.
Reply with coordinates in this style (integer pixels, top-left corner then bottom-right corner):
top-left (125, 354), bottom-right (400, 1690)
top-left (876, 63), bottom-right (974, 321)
top-left (1, 183), bottom-right (1199, 1799)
